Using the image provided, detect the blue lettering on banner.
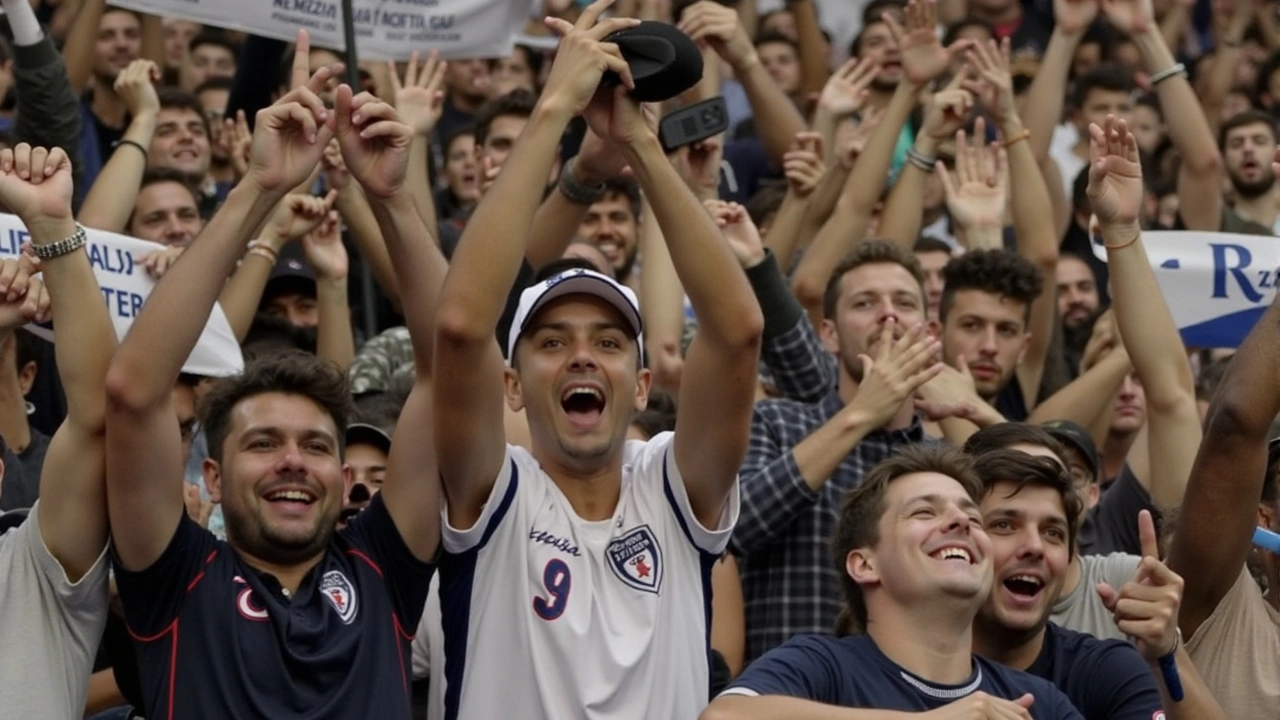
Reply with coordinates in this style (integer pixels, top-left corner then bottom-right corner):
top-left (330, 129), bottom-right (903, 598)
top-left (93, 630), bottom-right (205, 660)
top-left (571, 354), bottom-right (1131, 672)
top-left (1210, 243), bottom-right (1265, 303)
top-left (100, 287), bottom-right (145, 319)
top-left (1, 228), bottom-right (27, 255)
top-left (528, 529), bottom-right (582, 557)
top-left (88, 243), bottom-right (135, 276)
top-left (272, 0), bottom-right (338, 18)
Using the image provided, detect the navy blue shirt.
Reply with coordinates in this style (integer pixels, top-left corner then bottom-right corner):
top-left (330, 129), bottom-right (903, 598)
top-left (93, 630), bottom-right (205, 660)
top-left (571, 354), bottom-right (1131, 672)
top-left (724, 633), bottom-right (1083, 719)
top-left (1025, 623), bottom-right (1164, 720)
top-left (113, 494), bottom-right (434, 719)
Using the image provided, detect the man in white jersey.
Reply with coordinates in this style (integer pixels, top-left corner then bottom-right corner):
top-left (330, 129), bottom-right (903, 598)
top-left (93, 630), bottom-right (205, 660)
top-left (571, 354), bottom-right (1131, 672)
top-left (432, 1), bottom-right (764, 718)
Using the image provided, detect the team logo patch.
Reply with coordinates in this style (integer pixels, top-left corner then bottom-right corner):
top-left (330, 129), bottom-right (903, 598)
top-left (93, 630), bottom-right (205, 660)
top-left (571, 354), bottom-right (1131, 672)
top-left (607, 525), bottom-right (663, 594)
top-left (1153, 713), bottom-right (1167, 720)
top-left (319, 570), bottom-right (358, 624)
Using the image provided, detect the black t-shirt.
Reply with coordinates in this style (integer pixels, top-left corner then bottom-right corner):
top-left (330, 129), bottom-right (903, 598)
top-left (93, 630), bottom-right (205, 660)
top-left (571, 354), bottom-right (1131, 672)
top-left (1077, 463), bottom-right (1159, 556)
top-left (1025, 623), bottom-right (1164, 720)
top-left (112, 494), bottom-right (435, 719)
top-left (994, 377), bottom-right (1030, 423)
top-left (0, 426), bottom-right (49, 511)
top-left (725, 634), bottom-right (1083, 718)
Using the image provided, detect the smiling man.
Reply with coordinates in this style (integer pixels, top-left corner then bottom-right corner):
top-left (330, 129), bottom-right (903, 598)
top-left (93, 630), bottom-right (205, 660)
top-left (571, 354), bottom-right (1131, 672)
top-left (703, 446), bottom-right (1083, 719)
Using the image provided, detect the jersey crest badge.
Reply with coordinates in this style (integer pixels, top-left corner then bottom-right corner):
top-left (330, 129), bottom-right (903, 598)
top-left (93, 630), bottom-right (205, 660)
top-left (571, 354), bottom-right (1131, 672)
top-left (319, 570), bottom-right (359, 624)
top-left (607, 525), bottom-right (663, 594)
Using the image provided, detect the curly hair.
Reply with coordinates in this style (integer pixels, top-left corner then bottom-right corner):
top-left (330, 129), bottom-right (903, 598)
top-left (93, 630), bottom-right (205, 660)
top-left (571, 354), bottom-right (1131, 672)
top-left (939, 249), bottom-right (1043, 325)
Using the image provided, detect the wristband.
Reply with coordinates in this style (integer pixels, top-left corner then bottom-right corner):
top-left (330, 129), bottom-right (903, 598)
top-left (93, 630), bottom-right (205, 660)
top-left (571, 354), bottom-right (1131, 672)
top-left (906, 148), bottom-right (936, 172)
top-left (114, 139), bottom-right (149, 160)
top-left (1149, 63), bottom-right (1187, 86)
top-left (557, 157), bottom-right (607, 205)
top-left (1002, 129), bottom-right (1031, 148)
top-left (1103, 232), bottom-right (1140, 250)
top-left (1157, 628), bottom-right (1185, 702)
top-left (246, 240), bottom-right (279, 264)
top-left (30, 223), bottom-right (87, 260)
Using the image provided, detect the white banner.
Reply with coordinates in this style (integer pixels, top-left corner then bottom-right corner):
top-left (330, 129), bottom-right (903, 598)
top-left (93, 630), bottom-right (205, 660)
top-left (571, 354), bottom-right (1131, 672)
top-left (1092, 230), bottom-right (1279, 348)
top-left (108, 0), bottom-right (530, 61)
top-left (0, 215), bottom-right (243, 377)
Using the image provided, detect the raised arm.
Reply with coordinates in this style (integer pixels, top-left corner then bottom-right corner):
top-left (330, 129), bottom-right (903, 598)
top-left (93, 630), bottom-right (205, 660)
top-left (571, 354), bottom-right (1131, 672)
top-left (300, 210), bottom-right (356, 370)
top-left (433, 2), bottom-right (639, 528)
top-left (1023, 0), bottom-right (1096, 166)
top-left (105, 37), bottom-right (341, 571)
top-left (61, 0), bottom-right (107, 93)
top-left (388, 51), bottom-right (446, 233)
top-left (78, 60), bottom-right (159, 232)
top-left (1102, 0), bottom-right (1223, 231)
top-left (1088, 116), bottom-right (1200, 509)
top-left (322, 144), bottom-right (402, 312)
top-left (1166, 146), bottom-right (1280, 639)
top-left (0, 145), bottom-right (116, 581)
top-left (333, 84), bottom-right (442, 562)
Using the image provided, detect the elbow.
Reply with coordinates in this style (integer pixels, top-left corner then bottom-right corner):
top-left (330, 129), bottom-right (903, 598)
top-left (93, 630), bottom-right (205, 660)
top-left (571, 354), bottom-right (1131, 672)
top-left (104, 356), bottom-right (163, 413)
top-left (791, 274), bottom-right (824, 314)
top-left (698, 702), bottom-right (743, 720)
top-left (435, 306), bottom-right (494, 347)
top-left (1184, 147), bottom-right (1223, 176)
top-left (1204, 395), bottom-right (1268, 441)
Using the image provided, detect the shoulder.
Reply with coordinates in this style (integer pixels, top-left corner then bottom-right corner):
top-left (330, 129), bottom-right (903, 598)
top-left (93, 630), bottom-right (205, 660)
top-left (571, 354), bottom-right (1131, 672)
top-left (1082, 552), bottom-right (1142, 585)
top-left (977, 656), bottom-right (1076, 709)
top-left (1048, 624), bottom-right (1146, 672)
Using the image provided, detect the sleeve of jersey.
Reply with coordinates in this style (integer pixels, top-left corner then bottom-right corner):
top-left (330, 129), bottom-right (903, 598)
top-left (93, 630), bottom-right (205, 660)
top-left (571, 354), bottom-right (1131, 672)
top-left (1048, 683), bottom-right (1087, 720)
top-left (342, 493), bottom-right (436, 629)
top-left (440, 445), bottom-right (518, 555)
top-left (1080, 642), bottom-right (1164, 720)
top-left (651, 431), bottom-right (740, 555)
top-left (112, 513), bottom-right (218, 639)
top-left (716, 636), bottom-right (842, 703)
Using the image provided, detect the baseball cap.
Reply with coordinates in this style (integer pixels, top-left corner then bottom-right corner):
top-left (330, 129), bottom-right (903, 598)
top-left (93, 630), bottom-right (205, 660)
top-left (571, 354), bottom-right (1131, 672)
top-left (345, 423), bottom-right (392, 455)
top-left (507, 268), bottom-right (644, 364)
top-left (1042, 420), bottom-right (1100, 481)
top-left (269, 243), bottom-right (316, 284)
top-left (599, 21), bottom-right (703, 103)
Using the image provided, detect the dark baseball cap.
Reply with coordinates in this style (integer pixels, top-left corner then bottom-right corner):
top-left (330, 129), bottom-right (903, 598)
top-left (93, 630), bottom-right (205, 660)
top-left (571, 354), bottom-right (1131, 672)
top-left (599, 21), bottom-right (703, 103)
top-left (345, 423), bottom-right (391, 456)
top-left (269, 242), bottom-right (316, 284)
top-left (1042, 420), bottom-right (1100, 481)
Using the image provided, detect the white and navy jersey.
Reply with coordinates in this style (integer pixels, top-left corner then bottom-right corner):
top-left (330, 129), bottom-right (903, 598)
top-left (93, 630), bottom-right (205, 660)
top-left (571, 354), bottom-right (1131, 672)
top-left (722, 634), bottom-right (1084, 720)
top-left (438, 432), bottom-right (738, 720)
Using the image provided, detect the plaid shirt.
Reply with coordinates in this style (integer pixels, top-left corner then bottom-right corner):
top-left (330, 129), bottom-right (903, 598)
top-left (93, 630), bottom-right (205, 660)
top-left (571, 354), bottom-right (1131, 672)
top-left (731, 317), bottom-right (928, 663)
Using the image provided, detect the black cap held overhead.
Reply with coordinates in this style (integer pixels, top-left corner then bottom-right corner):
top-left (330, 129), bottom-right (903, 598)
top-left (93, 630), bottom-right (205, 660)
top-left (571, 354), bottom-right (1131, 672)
top-left (599, 21), bottom-right (703, 103)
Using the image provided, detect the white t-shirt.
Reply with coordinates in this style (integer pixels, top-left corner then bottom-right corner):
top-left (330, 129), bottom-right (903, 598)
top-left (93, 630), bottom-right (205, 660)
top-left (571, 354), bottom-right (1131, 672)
top-left (0, 502), bottom-right (109, 719)
top-left (437, 432), bottom-right (738, 720)
top-left (1049, 124), bottom-right (1088, 202)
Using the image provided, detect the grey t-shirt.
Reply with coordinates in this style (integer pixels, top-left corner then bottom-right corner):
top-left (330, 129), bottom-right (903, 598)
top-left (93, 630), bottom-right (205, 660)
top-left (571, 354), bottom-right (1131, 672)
top-left (0, 502), bottom-right (110, 718)
top-left (1050, 552), bottom-right (1142, 641)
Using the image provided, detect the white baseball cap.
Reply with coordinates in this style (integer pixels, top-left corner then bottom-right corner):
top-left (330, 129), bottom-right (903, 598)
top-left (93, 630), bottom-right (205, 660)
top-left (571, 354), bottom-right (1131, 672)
top-left (507, 268), bottom-right (644, 364)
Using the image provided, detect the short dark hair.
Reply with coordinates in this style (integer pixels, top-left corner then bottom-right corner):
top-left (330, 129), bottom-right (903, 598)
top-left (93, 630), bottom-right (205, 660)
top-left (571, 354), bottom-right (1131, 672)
top-left (850, 20), bottom-right (887, 57)
top-left (832, 444), bottom-right (983, 635)
top-left (823, 240), bottom-right (927, 320)
top-left (599, 177), bottom-right (642, 220)
top-left (630, 387), bottom-right (677, 439)
top-left (942, 18), bottom-right (994, 47)
top-left (188, 32), bottom-right (239, 60)
top-left (198, 350), bottom-right (353, 465)
top-left (1072, 62), bottom-right (1135, 110)
top-left (156, 87), bottom-right (212, 139)
top-left (754, 29), bottom-right (799, 52)
top-left (913, 235), bottom-right (953, 255)
top-left (962, 421), bottom-right (1068, 459)
top-left (494, 44), bottom-right (545, 86)
top-left (13, 328), bottom-right (42, 372)
top-left (745, 184), bottom-right (787, 228)
top-left (939, 249), bottom-right (1043, 325)
top-left (1218, 109), bottom-right (1278, 150)
top-left (138, 166), bottom-right (201, 201)
top-left (474, 88), bottom-right (537, 148)
top-left (1256, 49), bottom-right (1280, 100)
top-left (972, 448), bottom-right (1083, 559)
top-left (862, 0), bottom-right (905, 25)
top-left (194, 75), bottom-right (235, 98)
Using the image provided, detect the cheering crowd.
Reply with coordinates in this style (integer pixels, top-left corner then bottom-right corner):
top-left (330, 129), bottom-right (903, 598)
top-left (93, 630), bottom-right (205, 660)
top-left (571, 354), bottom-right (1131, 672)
top-left (0, 0), bottom-right (1277, 717)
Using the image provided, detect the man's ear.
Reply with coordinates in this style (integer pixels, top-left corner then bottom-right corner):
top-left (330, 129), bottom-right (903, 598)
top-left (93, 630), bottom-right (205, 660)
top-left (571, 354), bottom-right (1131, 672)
top-left (17, 360), bottom-right (36, 396)
top-left (846, 547), bottom-right (878, 586)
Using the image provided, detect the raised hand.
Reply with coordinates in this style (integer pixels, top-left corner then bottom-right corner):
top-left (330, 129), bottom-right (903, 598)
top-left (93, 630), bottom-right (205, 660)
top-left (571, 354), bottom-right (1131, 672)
top-left (847, 319), bottom-right (943, 428)
top-left (0, 144), bottom-right (74, 236)
top-left (265, 190), bottom-right (337, 244)
top-left (321, 139), bottom-right (352, 193)
top-left (1079, 308), bottom-right (1127, 372)
top-left (114, 59), bottom-right (161, 119)
top-left (922, 74), bottom-right (974, 140)
top-left (583, 86), bottom-right (658, 148)
top-left (540, 0), bottom-right (640, 118)
top-left (183, 484), bottom-right (216, 528)
top-left (1054, 0), bottom-right (1100, 35)
top-left (137, 245), bottom-right (185, 280)
top-left (334, 85), bottom-right (414, 200)
top-left (574, 126), bottom-right (631, 185)
top-left (885, 0), bottom-right (972, 86)
top-left (914, 355), bottom-right (985, 421)
top-left (677, 1), bottom-right (756, 69)
top-left (300, 210), bottom-right (348, 281)
top-left (388, 50), bottom-right (448, 137)
top-left (937, 119), bottom-right (1009, 231)
top-left (837, 108), bottom-right (883, 169)
top-left (1099, 0), bottom-right (1155, 35)
top-left (784, 132), bottom-right (825, 198)
top-left (1096, 510), bottom-right (1184, 662)
top-left (1086, 115), bottom-right (1143, 231)
top-left (224, 109), bottom-right (252, 181)
top-left (245, 30), bottom-right (342, 194)
top-left (0, 255), bottom-right (49, 328)
top-left (968, 38), bottom-right (1018, 127)
top-left (817, 56), bottom-right (880, 117)
top-left (705, 199), bottom-right (764, 267)
top-left (670, 136), bottom-right (724, 201)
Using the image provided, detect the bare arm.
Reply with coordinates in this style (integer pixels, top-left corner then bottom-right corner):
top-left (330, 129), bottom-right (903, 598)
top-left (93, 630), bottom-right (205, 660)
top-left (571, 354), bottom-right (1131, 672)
top-left (1199, 4), bottom-right (1252, 131)
top-left (139, 13), bottom-right (163, 67)
top-left (1022, 6), bottom-right (1092, 165)
top-left (303, 217), bottom-right (357, 371)
top-left (105, 50), bottom-right (340, 571)
top-left (702, 695), bottom-right (919, 719)
top-left (638, 192), bottom-right (685, 394)
top-left (1, 145), bottom-right (116, 581)
top-left (78, 60), bottom-right (159, 233)
top-left (62, 0), bottom-right (106, 93)
top-left (524, 127), bottom-right (628, 269)
top-left (628, 144), bottom-right (764, 527)
top-left (387, 52), bottom-right (446, 233)
top-left (790, 0), bottom-right (831, 98)
top-left (330, 180), bottom-right (402, 312)
top-left (335, 85), bottom-right (445, 561)
top-left (1027, 346), bottom-right (1131, 429)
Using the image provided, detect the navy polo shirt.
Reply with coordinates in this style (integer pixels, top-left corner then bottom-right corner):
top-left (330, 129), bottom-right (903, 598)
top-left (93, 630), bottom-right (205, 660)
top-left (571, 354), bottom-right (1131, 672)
top-left (1026, 623), bottom-right (1164, 720)
top-left (113, 494), bottom-right (434, 719)
top-left (723, 633), bottom-right (1083, 719)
